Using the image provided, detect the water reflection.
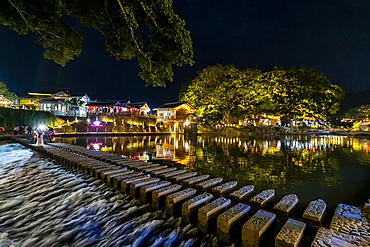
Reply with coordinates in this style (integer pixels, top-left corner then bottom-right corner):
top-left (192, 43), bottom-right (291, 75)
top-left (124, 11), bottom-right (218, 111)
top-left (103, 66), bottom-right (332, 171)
top-left (54, 134), bottom-right (370, 206)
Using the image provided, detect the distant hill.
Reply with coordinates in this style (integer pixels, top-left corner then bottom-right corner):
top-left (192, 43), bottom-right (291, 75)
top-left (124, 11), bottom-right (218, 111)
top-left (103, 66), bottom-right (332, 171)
top-left (339, 90), bottom-right (370, 114)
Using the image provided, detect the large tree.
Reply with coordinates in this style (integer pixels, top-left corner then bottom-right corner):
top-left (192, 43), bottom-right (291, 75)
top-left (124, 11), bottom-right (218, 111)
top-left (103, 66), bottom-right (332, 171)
top-left (180, 65), bottom-right (344, 126)
top-left (0, 81), bottom-right (17, 101)
top-left (179, 64), bottom-right (268, 125)
top-left (268, 67), bottom-right (344, 125)
top-left (0, 0), bottom-right (193, 86)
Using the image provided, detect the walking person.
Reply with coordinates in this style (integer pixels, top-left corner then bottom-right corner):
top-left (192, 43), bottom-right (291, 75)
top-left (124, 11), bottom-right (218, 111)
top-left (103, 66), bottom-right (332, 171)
top-left (35, 126), bottom-right (44, 146)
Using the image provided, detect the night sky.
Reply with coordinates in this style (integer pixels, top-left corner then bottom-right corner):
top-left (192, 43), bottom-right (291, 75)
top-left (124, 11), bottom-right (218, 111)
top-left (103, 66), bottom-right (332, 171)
top-left (1, 0), bottom-right (370, 108)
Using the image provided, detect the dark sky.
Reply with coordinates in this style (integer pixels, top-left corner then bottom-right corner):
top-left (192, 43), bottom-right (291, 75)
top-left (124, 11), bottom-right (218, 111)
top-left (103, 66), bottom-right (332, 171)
top-left (1, 0), bottom-right (370, 108)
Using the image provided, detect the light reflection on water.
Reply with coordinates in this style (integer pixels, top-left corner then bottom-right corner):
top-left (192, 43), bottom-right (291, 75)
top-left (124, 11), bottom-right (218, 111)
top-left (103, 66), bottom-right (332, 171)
top-left (54, 134), bottom-right (370, 207)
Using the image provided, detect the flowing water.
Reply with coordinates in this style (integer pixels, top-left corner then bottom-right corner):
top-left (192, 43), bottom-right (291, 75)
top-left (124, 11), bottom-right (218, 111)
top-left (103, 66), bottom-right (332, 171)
top-left (0, 143), bottom-right (213, 247)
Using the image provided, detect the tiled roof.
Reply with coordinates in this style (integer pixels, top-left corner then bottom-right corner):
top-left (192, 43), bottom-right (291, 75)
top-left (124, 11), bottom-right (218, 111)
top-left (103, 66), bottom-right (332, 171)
top-left (154, 101), bottom-right (190, 109)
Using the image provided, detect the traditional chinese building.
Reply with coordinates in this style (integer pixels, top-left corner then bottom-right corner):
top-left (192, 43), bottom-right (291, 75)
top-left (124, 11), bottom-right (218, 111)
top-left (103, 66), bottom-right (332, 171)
top-left (153, 101), bottom-right (195, 131)
top-left (0, 95), bottom-right (11, 107)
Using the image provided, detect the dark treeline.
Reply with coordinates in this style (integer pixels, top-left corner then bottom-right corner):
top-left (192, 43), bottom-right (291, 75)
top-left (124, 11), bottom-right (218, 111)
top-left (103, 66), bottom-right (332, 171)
top-left (0, 107), bottom-right (58, 133)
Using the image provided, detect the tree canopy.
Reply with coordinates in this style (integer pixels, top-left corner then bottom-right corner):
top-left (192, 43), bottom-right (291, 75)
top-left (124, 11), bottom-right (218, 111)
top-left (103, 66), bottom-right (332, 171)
top-left (0, 0), bottom-right (193, 86)
top-left (268, 67), bottom-right (344, 123)
top-left (179, 64), bottom-right (344, 126)
top-left (345, 104), bottom-right (370, 121)
top-left (0, 81), bottom-right (17, 101)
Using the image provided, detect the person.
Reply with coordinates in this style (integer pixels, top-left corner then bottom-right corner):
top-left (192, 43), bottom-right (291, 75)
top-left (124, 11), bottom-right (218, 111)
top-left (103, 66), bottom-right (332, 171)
top-left (18, 126), bottom-right (24, 135)
top-left (27, 125), bottom-right (32, 135)
top-left (48, 126), bottom-right (54, 142)
top-left (14, 126), bottom-right (19, 135)
top-left (36, 127), bottom-right (44, 146)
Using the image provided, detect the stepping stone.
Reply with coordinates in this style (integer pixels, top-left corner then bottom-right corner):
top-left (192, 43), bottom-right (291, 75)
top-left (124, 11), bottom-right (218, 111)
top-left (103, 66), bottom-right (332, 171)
top-left (183, 175), bottom-right (210, 185)
top-left (106, 171), bottom-right (134, 186)
top-left (182, 192), bottom-right (213, 224)
top-left (312, 227), bottom-right (369, 247)
top-left (143, 165), bottom-right (168, 172)
top-left (130, 177), bottom-right (160, 198)
top-left (165, 188), bottom-right (197, 216)
top-left (151, 167), bottom-right (177, 176)
top-left (134, 163), bottom-right (160, 171)
top-left (196, 178), bottom-right (223, 189)
top-left (198, 197), bottom-right (231, 233)
top-left (273, 194), bottom-right (299, 214)
top-left (212, 181), bottom-right (238, 194)
top-left (152, 184), bottom-right (182, 210)
top-left (275, 218), bottom-right (306, 247)
top-left (94, 167), bottom-right (120, 179)
top-left (140, 181), bottom-right (171, 203)
top-left (242, 210), bottom-right (276, 247)
top-left (100, 169), bottom-right (128, 182)
top-left (160, 170), bottom-right (187, 178)
top-left (111, 173), bottom-right (140, 189)
top-left (217, 203), bottom-right (250, 245)
top-left (329, 203), bottom-right (370, 238)
top-left (120, 176), bottom-right (148, 194)
top-left (250, 189), bottom-right (275, 206)
top-left (303, 199), bottom-right (326, 222)
top-left (229, 185), bottom-right (254, 200)
top-left (171, 172), bottom-right (198, 182)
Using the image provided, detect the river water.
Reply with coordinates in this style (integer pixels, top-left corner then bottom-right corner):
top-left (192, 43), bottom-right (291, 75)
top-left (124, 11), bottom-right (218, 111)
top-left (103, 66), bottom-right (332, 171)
top-left (0, 143), bottom-right (206, 247)
top-left (54, 134), bottom-right (370, 212)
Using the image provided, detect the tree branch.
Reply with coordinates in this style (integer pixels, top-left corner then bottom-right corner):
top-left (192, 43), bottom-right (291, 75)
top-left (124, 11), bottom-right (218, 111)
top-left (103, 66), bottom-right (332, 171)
top-left (116, 0), bottom-right (152, 71)
top-left (140, 1), bottom-right (164, 32)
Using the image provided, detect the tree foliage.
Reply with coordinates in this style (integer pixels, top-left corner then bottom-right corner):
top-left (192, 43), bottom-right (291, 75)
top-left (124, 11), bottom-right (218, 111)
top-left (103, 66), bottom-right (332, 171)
top-left (179, 64), bottom-right (269, 124)
top-left (268, 67), bottom-right (345, 122)
top-left (180, 65), bottom-right (344, 125)
top-left (345, 104), bottom-right (370, 120)
top-left (0, 0), bottom-right (193, 86)
top-left (0, 81), bottom-right (17, 101)
top-left (0, 107), bottom-right (58, 133)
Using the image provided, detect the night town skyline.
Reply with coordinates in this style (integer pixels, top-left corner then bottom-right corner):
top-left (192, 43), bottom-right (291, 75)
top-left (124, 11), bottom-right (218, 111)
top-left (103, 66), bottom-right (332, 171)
top-left (1, 0), bottom-right (370, 108)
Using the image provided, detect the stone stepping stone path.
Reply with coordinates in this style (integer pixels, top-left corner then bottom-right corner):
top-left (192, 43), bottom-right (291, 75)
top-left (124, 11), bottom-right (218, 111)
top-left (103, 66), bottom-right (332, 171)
top-left (152, 184), bottom-right (182, 210)
top-left (217, 203), bottom-right (250, 244)
top-left (250, 189), bottom-right (275, 206)
top-left (160, 169), bottom-right (187, 178)
top-left (182, 192), bottom-right (213, 224)
top-left (312, 227), bottom-right (369, 247)
top-left (196, 177), bottom-right (223, 189)
top-left (229, 185), bottom-right (254, 200)
top-left (171, 172), bottom-right (197, 182)
top-left (273, 194), bottom-right (299, 214)
top-left (140, 181), bottom-right (171, 203)
top-left (275, 218), bottom-right (306, 247)
top-left (212, 181), bottom-right (237, 194)
top-left (165, 188), bottom-right (197, 215)
top-left (198, 197), bottom-right (231, 233)
top-left (303, 199), bottom-right (327, 222)
top-left (242, 210), bottom-right (276, 247)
